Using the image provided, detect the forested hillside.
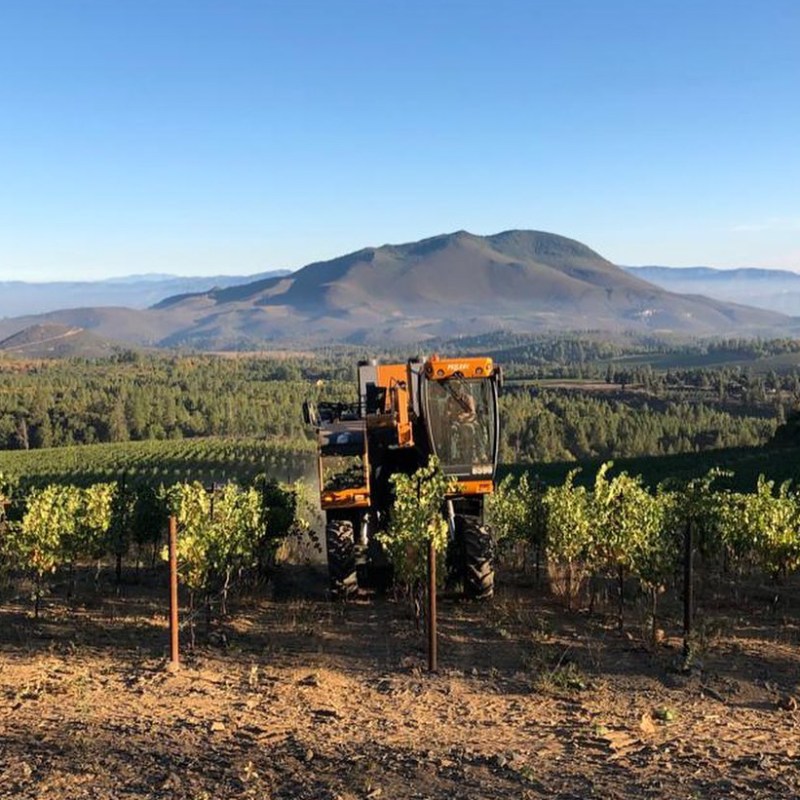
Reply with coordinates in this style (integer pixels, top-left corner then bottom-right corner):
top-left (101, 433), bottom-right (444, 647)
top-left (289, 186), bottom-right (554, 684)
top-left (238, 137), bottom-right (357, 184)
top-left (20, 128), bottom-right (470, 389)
top-left (0, 352), bottom-right (355, 449)
top-left (1, 334), bottom-right (799, 470)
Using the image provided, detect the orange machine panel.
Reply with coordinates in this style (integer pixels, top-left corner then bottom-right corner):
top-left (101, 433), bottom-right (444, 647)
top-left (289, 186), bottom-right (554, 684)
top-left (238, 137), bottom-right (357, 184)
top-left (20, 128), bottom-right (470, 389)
top-left (375, 363), bottom-right (410, 390)
top-left (320, 488), bottom-right (371, 509)
top-left (451, 479), bottom-right (495, 496)
top-left (372, 363), bottom-right (414, 447)
top-left (425, 356), bottom-right (493, 380)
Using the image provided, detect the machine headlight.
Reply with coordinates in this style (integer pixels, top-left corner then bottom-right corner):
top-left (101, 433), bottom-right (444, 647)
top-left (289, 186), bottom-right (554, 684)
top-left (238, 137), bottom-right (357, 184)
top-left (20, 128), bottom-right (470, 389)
top-left (471, 465), bottom-right (493, 475)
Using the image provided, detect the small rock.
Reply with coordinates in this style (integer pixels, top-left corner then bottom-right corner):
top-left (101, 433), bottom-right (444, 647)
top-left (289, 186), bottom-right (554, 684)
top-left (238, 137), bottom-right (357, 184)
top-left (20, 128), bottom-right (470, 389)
top-left (209, 721), bottom-right (226, 733)
top-left (304, 749), bottom-right (314, 762)
top-left (493, 754), bottom-right (508, 768)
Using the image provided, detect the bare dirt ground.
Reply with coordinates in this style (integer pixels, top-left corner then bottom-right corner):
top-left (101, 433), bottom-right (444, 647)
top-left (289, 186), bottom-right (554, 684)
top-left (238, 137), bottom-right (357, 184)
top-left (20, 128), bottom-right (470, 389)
top-left (1, 567), bottom-right (799, 800)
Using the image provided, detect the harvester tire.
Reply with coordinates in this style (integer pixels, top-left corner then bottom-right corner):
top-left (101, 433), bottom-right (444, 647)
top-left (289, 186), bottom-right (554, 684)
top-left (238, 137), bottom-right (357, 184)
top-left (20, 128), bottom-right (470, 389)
top-left (325, 519), bottom-right (358, 599)
top-left (459, 516), bottom-right (495, 600)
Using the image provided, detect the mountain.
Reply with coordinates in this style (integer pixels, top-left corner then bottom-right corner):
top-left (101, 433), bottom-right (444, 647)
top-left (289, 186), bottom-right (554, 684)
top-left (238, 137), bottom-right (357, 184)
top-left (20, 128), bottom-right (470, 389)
top-left (624, 266), bottom-right (800, 315)
top-left (0, 270), bottom-right (291, 318)
top-left (0, 231), bottom-right (795, 349)
top-left (150, 230), bottom-right (791, 346)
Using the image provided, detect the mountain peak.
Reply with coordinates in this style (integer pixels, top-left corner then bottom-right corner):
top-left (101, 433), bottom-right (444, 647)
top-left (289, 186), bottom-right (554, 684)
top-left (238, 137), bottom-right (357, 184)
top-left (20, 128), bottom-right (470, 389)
top-left (0, 230), bottom-right (792, 350)
top-left (145, 228), bottom-right (788, 346)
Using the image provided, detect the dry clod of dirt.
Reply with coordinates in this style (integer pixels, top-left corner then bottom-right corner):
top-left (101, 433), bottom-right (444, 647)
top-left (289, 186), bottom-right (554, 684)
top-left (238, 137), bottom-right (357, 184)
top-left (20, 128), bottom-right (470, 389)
top-left (639, 712), bottom-right (657, 735)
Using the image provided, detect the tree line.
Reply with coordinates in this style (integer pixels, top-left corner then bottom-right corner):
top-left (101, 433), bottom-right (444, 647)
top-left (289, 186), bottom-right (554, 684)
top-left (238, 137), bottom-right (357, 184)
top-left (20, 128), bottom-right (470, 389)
top-left (500, 389), bottom-right (776, 463)
top-left (0, 354), bottom-right (354, 449)
top-left (1, 344), bottom-right (798, 467)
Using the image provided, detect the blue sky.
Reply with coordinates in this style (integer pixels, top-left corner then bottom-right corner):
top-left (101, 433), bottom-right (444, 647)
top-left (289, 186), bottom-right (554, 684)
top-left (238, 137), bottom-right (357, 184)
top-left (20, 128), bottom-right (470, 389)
top-left (1, 0), bottom-right (798, 281)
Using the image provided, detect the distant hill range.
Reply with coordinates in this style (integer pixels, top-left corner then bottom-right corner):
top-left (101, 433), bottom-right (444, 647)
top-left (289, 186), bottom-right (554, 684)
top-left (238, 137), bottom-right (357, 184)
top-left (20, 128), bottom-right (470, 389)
top-left (0, 270), bottom-right (290, 318)
top-left (624, 266), bottom-right (800, 316)
top-left (0, 231), bottom-right (796, 351)
top-left (0, 323), bottom-right (128, 359)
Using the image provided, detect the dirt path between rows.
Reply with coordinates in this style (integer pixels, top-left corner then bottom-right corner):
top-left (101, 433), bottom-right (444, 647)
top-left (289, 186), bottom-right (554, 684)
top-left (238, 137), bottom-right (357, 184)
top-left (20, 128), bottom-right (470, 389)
top-left (1, 568), bottom-right (799, 799)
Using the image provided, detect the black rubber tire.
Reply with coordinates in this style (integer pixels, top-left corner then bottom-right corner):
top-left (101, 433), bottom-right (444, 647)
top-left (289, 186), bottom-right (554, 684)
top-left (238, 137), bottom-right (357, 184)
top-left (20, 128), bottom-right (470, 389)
top-left (457, 515), bottom-right (495, 600)
top-left (325, 518), bottom-right (358, 599)
top-left (445, 527), bottom-right (463, 592)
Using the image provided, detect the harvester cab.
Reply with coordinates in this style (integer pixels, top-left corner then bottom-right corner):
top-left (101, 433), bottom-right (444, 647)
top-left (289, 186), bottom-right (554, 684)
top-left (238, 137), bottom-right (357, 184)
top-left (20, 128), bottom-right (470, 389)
top-left (305, 354), bottom-right (501, 599)
top-left (419, 356), bottom-right (499, 490)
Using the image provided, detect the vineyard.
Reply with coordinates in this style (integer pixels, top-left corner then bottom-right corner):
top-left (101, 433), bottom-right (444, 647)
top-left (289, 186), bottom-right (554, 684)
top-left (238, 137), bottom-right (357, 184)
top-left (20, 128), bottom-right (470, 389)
top-left (0, 436), bottom-right (315, 491)
top-left (0, 438), bottom-right (316, 631)
top-left (2, 342), bottom-right (800, 798)
top-left (2, 446), bottom-right (800, 632)
top-left (1, 428), bottom-right (799, 497)
top-left (1, 452), bottom-right (799, 647)
top-left (505, 439), bottom-right (800, 493)
top-left (0, 471), bottom-right (312, 626)
top-left (490, 464), bottom-right (800, 636)
top-left (2, 453), bottom-right (800, 797)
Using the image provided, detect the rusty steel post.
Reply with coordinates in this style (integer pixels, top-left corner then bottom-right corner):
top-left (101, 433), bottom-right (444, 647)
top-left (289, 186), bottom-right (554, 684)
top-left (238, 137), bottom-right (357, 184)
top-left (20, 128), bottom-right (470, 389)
top-left (428, 538), bottom-right (437, 673)
top-left (169, 515), bottom-right (180, 668)
top-left (683, 519), bottom-right (694, 660)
